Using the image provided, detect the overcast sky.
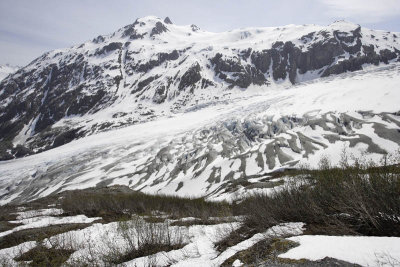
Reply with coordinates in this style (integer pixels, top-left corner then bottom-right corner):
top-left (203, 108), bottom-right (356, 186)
top-left (1, 0), bottom-right (400, 66)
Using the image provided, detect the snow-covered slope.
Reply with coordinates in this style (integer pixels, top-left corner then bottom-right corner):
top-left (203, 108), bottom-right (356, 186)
top-left (0, 16), bottom-right (400, 160)
top-left (0, 64), bottom-right (18, 81)
top-left (0, 63), bottom-right (399, 205)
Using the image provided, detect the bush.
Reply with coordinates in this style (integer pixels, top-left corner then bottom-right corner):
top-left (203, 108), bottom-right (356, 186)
top-left (15, 242), bottom-right (74, 267)
top-left (221, 238), bottom-right (301, 266)
top-left (60, 187), bottom-right (231, 221)
top-left (102, 216), bottom-right (185, 265)
top-left (239, 153), bottom-right (400, 236)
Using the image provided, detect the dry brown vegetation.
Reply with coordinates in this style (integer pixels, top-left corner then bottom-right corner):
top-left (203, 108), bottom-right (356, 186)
top-left (15, 244), bottom-right (74, 267)
top-left (0, 223), bottom-right (93, 250)
top-left (220, 237), bottom-right (302, 266)
top-left (238, 153), bottom-right (400, 236)
top-left (101, 217), bottom-right (185, 265)
top-left (60, 186), bottom-right (232, 222)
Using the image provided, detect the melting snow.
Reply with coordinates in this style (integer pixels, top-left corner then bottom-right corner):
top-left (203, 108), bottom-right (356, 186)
top-left (280, 235), bottom-right (400, 267)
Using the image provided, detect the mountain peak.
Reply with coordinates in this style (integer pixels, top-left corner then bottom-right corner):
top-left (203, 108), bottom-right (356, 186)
top-left (118, 16), bottom-right (170, 39)
top-left (329, 20), bottom-right (360, 31)
top-left (164, 17), bottom-right (173, 24)
top-left (136, 15), bottom-right (163, 24)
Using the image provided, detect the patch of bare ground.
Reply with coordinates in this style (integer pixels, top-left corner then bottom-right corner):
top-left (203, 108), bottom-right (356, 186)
top-left (215, 225), bottom-right (258, 253)
top-left (221, 237), bottom-right (361, 266)
top-left (15, 243), bottom-right (74, 267)
top-left (0, 223), bottom-right (94, 250)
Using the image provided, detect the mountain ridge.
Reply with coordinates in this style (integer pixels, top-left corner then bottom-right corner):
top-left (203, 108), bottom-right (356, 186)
top-left (0, 64), bottom-right (19, 82)
top-left (0, 16), bottom-right (399, 160)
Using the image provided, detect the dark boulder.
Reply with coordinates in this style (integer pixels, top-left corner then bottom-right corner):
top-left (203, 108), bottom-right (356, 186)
top-left (13, 145), bottom-right (33, 158)
top-left (53, 128), bottom-right (83, 148)
top-left (153, 85), bottom-right (168, 103)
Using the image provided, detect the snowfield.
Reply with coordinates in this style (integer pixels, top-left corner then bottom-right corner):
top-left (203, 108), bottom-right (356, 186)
top-left (0, 207), bottom-right (100, 238)
top-left (280, 235), bottom-right (400, 267)
top-left (1, 213), bottom-right (399, 266)
top-left (0, 218), bottom-right (305, 267)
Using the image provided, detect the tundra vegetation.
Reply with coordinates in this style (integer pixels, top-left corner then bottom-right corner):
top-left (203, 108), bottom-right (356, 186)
top-left (0, 150), bottom-right (399, 266)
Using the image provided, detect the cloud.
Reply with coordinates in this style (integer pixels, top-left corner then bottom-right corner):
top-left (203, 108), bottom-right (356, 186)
top-left (320, 0), bottom-right (400, 23)
top-left (1, 0), bottom-right (400, 66)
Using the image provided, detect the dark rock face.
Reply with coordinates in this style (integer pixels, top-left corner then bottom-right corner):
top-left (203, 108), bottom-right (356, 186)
top-left (164, 17), bottom-right (173, 24)
top-left (93, 35), bottom-right (105, 44)
top-left (322, 47), bottom-right (398, 77)
top-left (133, 75), bottom-right (161, 94)
top-left (136, 50), bottom-right (179, 72)
top-left (122, 20), bottom-right (146, 40)
top-left (251, 50), bottom-right (271, 73)
top-left (0, 142), bottom-right (33, 160)
top-left (153, 85), bottom-right (168, 103)
top-left (191, 24), bottom-right (200, 32)
top-left (150, 22), bottom-right (168, 37)
top-left (95, 42), bottom-right (122, 55)
top-left (52, 128), bottom-right (83, 148)
top-left (0, 47), bottom-right (118, 159)
top-left (179, 63), bottom-right (202, 91)
top-left (13, 144), bottom-right (33, 157)
top-left (248, 28), bottom-right (400, 83)
top-left (211, 53), bottom-right (267, 88)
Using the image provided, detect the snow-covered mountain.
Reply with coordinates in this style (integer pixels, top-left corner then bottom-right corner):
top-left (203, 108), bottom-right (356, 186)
top-left (0, 63), bottom-right (399, 204)
top-left (0, 64), bottom-right (19, 82)
top-left (0, 16), bottom-right (399, 161)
